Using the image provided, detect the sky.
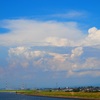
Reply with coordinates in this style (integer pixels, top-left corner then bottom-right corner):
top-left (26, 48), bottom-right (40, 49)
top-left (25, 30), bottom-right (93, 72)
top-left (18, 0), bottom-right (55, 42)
top-left (0, 0), bottom-right (100, 89)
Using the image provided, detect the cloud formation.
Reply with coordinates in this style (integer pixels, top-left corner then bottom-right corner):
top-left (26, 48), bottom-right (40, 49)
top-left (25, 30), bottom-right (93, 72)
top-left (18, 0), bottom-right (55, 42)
top-left (8, 46), bottom-right (100, 77)
top-left (0, 19), bottom-right (100, 78)
top-left (81, 27), bottom-right (100, 47)
top-left (0, 19), bottom-right (84, 46)
top-left (71, 47), bottom-right (83, 58)
top-left (0, 19), bottom-right (100, 49)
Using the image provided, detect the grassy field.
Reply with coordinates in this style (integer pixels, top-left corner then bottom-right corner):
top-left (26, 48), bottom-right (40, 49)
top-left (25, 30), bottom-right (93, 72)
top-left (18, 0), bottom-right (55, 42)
top-left (0, 90), bottom-right (100, 99)
top-left (16, 90), bottom-right (100, 99)
top-left (0, 90), bottom-right (17, 92)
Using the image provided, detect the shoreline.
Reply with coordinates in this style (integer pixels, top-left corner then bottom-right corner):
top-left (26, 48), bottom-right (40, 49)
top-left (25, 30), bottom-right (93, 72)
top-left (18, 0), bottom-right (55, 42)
top-left (16, 92), bottom-right (100, 100)
top-left (0, 90), bottom-right (100, 100)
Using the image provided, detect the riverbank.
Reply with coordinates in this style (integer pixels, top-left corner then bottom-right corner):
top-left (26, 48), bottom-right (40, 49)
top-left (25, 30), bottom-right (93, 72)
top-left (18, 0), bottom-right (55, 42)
top-left (15, 90), bottom-right (100, 100)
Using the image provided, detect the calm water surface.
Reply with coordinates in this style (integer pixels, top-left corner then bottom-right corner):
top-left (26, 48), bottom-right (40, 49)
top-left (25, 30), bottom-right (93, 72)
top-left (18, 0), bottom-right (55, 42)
top-left (0, 92), bottom-right (80, 100)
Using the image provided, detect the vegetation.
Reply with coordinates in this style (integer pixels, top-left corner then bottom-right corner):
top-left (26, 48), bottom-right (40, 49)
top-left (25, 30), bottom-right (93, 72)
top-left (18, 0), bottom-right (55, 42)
top-left (0, 89), bottom-right (100, 99)
top-left (16, 90), bottom-right (100, 99)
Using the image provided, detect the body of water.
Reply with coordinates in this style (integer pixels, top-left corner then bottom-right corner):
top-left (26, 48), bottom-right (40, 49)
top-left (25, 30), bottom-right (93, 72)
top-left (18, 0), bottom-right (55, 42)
top-left (0, 92), bottom-right (80, 100)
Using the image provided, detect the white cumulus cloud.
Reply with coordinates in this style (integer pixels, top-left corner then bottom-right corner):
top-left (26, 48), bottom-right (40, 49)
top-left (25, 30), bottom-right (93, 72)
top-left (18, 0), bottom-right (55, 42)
top-left (80, 27), bottom-right (100, 47)
top-left (0, 19), bottom-right (100, 78)
top-left (0, 19), bottom-right (100, 49)
top-left (7, 46), bottom-right (100, 77)
top-left (71, 47), bottom-right (83, 58)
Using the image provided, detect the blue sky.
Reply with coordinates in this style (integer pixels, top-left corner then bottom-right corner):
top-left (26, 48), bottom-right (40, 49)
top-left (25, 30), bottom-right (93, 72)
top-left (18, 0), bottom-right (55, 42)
top-left (0, 0), bottom-right (100, 89)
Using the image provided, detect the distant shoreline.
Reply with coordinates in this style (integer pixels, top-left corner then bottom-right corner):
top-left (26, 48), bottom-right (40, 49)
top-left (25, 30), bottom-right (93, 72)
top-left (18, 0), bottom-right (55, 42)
top-left (16, 91), bottom-right (100, 100)
top-left (0, 90), bottom-right (100, 100)
top-left (18, 94), bottom-right (100, 100)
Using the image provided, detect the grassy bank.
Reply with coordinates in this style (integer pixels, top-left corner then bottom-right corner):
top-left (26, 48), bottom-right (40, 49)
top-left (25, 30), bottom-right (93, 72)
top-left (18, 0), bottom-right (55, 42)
top-left (0, 90), bottom-right (17, 92)
top-left (15, 90), bottom-right (100, 99)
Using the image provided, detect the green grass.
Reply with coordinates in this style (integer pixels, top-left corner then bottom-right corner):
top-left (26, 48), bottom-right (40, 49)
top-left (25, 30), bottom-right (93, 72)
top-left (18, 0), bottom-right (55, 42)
top-left (0, 90), bottom-right (16, 92)
top-left (15, 90), bottom-right (100, 99)
top-left (0, 90), bottom-right (100, 99)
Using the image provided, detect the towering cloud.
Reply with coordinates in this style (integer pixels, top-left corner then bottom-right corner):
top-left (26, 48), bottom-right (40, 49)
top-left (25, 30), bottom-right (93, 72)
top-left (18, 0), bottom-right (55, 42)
top-left (81, 27), bottom-right (100, 47)
top-left (71, 47), bottom-right (83, 58)
top-left (0, 19), bottom-right (100, 78)
top-left (0, 19), bottom-right (100, 49)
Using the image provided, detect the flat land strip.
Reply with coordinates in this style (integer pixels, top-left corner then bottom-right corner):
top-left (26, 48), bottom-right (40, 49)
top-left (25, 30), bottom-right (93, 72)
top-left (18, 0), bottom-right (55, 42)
top-left (16, 90), bottom-right (100, 100)
top-left (0, 90), bottom-right (100, 100)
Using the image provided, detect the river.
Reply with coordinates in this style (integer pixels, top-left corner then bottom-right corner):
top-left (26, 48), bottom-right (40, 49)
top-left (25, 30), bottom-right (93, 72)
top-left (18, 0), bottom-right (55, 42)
top-left (0, 92), bottom-right (80, 100)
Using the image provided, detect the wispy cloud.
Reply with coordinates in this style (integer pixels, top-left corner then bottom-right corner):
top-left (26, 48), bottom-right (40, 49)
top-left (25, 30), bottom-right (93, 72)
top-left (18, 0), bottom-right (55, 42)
top-left (51, 10), bottom-right (87, 19)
